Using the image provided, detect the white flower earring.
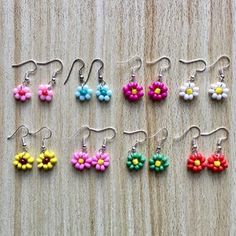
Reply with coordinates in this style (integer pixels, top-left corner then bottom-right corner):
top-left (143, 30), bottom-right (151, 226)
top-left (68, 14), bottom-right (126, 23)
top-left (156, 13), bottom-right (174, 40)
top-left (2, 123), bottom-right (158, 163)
top-left (208, 55), bottom-right (230, 101)
top-left (179, 58), bottom-right (207, 101)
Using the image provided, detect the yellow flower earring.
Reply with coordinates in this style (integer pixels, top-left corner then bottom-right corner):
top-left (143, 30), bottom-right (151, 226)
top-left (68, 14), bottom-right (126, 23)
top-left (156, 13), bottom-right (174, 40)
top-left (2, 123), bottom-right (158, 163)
top-left (29, 127), bottom-right (57, 170)
top-left (7, 125), bottom-right (34, 171)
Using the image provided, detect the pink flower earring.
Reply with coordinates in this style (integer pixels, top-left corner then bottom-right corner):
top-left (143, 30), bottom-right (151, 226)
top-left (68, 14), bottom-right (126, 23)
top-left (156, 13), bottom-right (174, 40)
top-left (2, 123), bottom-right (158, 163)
top-left (121, 56), bottom-right (144, 102)
top-left (12, 60), bottom-right (37, 102)
top-left (146, 56), bottom-right (171, 101)
top-left (37, 59), bottom-right (63, 102)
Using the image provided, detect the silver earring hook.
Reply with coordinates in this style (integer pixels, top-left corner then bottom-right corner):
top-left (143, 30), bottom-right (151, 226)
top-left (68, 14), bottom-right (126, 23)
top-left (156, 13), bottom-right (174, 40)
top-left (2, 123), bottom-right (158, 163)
top-left (124, 129), bottom-right (147, 151)
top-left (148, 128), bottom-right (168, 151)
top-left (86, 59), bottom-right (105, 86)
top-left (12, 59), bottom-right (37, 85)
top-left (64, 59), bottom-right (85, 85)
top-left (37, 59), bottom-right (63, 85)
top-left (7, 125), bottom-right (30, 150)
top-left (146, 56), bottom-right (171, 75)
top-left (29, 127), bottom-right (52, 152)
top-left (179, 58), bottom-right (207, 81)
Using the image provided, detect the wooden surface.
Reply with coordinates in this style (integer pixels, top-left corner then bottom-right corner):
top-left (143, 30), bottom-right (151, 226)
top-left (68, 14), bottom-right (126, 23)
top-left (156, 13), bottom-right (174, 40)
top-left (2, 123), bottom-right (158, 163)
top-left (0, 0), bottom-right (235, 235)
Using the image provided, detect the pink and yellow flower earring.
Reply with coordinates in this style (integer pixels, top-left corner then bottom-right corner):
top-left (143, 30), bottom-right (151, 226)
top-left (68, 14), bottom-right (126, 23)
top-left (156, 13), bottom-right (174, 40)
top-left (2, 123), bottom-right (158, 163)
top-left (29, 127), bottom-right (57, 170)
top-left (201, 127), bottom-right (229, 172)
top-left (121, 56), bottom-right (144, 102)
top-left (12, 60), bottom-right (37, 102)
top-left (146, 56), bottom-right (171, 101)
top-left (37, 59), bottom-right (63, 102)
top-left (64, 59), bottom-right (93, 102)
top-left (124, 129), bottom-right (147, 171)
top-left (207, 55), bottom-right (230, 101)
top-left (179, 58), bottom-right (206, 101)
top-left (7, 125), bottom-right (34, 170)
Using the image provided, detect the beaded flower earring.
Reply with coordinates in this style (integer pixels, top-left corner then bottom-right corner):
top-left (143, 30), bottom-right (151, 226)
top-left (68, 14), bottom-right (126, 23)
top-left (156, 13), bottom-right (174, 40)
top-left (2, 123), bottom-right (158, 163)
top-left (201, 127), bottom-right (229, 172)
top-left (37, 59), bottom-right (63, 102)
top-left (179, 58), bottom-right (207, 101)
top-left (146, 56), bottom-right (171, 101)
top-left (176, 126), bottom-right (206, 172)
top-left (7, 125), bottom-right (34, 170)
top-left (64, 59), bottom-right (93, 102)
top-left (207, 55), bottom-right (230, 101)
top-left (29, 127), bottom-right (57, 170)
top-left (121, 56), bottom-right (144, 102)
top-left (87, 59), bottom-right (112, 102)
top-left (124, 130), bottom-right (147, 171)
top-left (148, 128), bottom-right (169, 172)
top-left (12, 60), bottom-right (37, 102)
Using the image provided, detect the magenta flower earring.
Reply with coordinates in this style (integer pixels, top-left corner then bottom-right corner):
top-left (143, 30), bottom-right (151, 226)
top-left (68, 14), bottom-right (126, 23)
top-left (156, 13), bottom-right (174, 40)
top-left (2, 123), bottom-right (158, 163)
top-left (12, 60), bottom-right (37, 102)
top-left (121, 56), bottom-right (144, 102)
top-left (37, 59), bottom-right (63, 102)
top-left (146, 56), bottom-right (171, 101)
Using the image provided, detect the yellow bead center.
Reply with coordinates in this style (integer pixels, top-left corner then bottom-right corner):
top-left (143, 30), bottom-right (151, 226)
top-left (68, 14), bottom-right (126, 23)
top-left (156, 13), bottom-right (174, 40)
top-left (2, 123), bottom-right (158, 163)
top-left (98, 159), bottom-right (104, 165)
top-left (132, 159), bottom-right (139, 165)
top-left (78, 158), bottom-right (84, 164)
top-left (155, 160), bottom-right (161, 167)
top-left (214, 160), bottom-right (221, 167)
top-left (132, 89), bottom-right (138, 95)
top-left (154, 88), bottom-right (161, 94)
top-left (186, 88), bottom-right (193, 95)
top-left (194, 160), bottom-right (200, 166)
top-left (215, 87), bottom-right (223, 94)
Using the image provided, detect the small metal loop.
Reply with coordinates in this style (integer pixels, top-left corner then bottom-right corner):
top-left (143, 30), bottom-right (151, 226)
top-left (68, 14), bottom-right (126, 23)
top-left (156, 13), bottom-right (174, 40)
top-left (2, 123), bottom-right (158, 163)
top-left (124, 129), bottom-right (147, 150)
top-left (64, 59), bottom-right (85, 85)
top-left (146, 56), bottom-right (171, 75)
top-left (86, 59), bottom-right (105, 86)
top-left (201, 127), bottom-right (229, 146)
top-left (179, 58), bottom-right (207, 80)
top-left (12, 59), bottom-right (37, 83)
top-left (175, 125), bottom-right (201, 141)
top-left (118, 56), bottom-right (142, 76)
top-left (148, 128), bottom-right (168, 148)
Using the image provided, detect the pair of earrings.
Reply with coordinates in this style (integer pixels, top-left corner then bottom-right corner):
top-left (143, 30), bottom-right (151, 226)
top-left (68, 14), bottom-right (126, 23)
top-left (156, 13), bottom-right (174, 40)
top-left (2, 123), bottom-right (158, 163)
top-left (7, 125), bottom-right (57, 171)
top-left (176, 126), bottom-right (229, 173)
top-left (64, 59), bottom-right (112, 102)
top-left (121, 56), bottom-right (171, 102)
top-left (124, 128), bottom-right (169, 172)
top-left (12, 59), bottom-right (63, 103)
top-left (179, 55), bottom-right (230, 101)
top-left (70, 126), bottom-right (116, 172)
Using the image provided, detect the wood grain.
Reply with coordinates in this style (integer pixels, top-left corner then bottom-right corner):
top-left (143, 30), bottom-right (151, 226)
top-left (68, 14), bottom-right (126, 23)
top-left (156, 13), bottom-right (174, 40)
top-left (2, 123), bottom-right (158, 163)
top-left (0, 0), bottom-right (235, 235)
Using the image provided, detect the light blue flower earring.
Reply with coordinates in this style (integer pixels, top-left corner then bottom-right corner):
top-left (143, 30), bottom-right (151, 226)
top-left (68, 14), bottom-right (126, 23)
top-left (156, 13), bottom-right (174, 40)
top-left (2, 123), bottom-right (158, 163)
top-left (87, 59), bottom-right (112, 102)
top-left (64, 59), bottom-right (93, 101)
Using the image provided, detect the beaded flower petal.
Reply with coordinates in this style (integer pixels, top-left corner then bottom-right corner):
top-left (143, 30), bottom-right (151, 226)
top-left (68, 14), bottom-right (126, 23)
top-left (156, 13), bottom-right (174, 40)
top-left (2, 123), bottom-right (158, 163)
top-left (96, 84), bottom-right (112, 102)
top-left (75, 85), bottom-right (93, 101)
top-left (38, 84), bottom-right (54, 102)
top-left (126, 152), bottom-right (146, 170)
top-left (149, 153), bottom-right (169, 172)
top-left (37, 150), bottom-right (57, 170)
top-left (187, 152), bottom-right (206, 172)
top-left (208, 82), bottom-right (229, 100)
top-left (207, 153), bottom-right (228, 172)
top-left (92, 152), bottom-right (110, 171)
top-left (13, 152), bottom-right (34, 170)
top-left (179, 82), bottom-right (199, 101)
top-left (123, 82), bottom-right (144, 102)
top-left (71, 151), bottom-right (92, 171)
top-left (148, 81), bottom-right (168, 101)
top-left (13, 85), bottom-right (32, 102)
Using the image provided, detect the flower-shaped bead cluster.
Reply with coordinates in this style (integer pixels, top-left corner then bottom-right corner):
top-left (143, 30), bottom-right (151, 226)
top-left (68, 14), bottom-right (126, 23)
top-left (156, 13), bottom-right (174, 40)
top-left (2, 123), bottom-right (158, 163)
top-left (148, 81), bottom-right (168, 101)
top-left (13, 152), bottom-right (34, 170)
top-left (207, 153), bottom-right (228, 172)
top-left (123, 82), bottom-right (144, 102)
top-left (209, 82), bottom-right (229, 100)
top-left (149, 153), bottom-right (169, 172)
top-left (71, 151), bottom-right (92, 171)
top-left (92, 152), bottom-right (110, 171)
top-left (37, 150), bottom-right (57, 170)
top-left (13, 85), bottom-right (32, 102)
top-left (179, 82), bottom-right (199, 101)
top-left (38, 84), bottom-right (54, 102)
top-left (187, 152), bottom-right (206, 172)
top-left (75, 85), bottom-right (93, 101)
top-left (126, 152), bottom-right (146, 170)
top-left (96, 85), bottom-right (112, 102)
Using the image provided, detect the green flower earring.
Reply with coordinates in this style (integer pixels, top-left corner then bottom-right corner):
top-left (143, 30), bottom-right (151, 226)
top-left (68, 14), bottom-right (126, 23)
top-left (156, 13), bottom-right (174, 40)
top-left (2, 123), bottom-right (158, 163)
top-left (124, 129), bottom-right (147, 171)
